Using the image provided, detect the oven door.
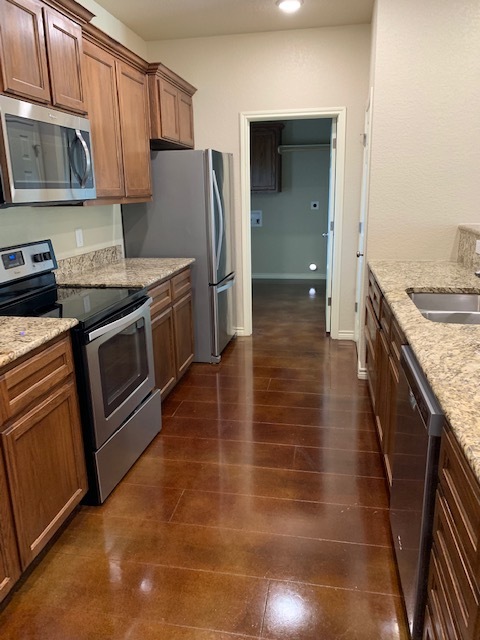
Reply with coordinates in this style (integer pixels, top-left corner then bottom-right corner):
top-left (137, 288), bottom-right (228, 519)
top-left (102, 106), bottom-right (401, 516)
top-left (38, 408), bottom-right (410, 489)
top-left (84, 297), bottom-right (155, 449)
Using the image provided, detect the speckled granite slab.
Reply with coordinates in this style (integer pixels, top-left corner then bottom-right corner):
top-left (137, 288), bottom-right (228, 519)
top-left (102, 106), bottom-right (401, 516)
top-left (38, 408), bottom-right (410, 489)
top-left (56, 245), bottom-right (123, 281)
top-left (458, 224), bottom-right (480, 270)
top-left (368, 260), bottom-right (480, 484)
top-left (0, 317), bottom-right (78, 368)
top-left (56, 258), bottom-right (195, 288)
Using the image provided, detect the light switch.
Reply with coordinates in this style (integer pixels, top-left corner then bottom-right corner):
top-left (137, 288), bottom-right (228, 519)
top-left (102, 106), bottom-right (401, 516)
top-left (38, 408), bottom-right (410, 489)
top-left (75, 228), bottom-right (84, 248)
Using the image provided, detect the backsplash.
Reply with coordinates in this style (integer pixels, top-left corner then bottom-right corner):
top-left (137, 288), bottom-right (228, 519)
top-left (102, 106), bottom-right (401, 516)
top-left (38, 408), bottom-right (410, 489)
top-left (457, 224), bottom-right (480, 270)
top-left (55, 245), bottom-right (123, 283)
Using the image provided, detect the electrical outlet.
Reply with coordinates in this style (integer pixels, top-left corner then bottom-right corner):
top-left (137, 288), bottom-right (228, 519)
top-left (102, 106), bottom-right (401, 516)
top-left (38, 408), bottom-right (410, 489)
top-left (310, 201), bottom-right (320, 211)
top-left (251, 210), bottom-right (262, 227)
top-left (476, 239), bottom-right (480, 255)
top-left (75, 228), bottom-right (84, 248)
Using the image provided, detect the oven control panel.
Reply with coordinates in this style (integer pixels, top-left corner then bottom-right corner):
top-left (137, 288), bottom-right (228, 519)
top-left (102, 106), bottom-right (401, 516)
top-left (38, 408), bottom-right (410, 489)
top-left (0, 240), bottom-right (57, 284)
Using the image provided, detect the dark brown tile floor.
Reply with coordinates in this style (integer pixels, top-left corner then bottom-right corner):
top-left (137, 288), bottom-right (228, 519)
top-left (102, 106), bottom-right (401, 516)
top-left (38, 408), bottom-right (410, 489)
top-left (0, 280), bottom-right (409, 639)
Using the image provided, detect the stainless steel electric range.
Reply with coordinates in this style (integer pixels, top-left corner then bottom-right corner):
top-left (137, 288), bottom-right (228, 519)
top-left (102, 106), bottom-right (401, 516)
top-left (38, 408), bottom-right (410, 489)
top-left (0, 240), bottom-right (161, 504)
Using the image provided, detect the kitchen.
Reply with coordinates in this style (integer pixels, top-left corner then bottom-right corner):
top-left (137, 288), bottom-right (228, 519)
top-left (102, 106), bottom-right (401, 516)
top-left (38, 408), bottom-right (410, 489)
top-left (0, 0), bottom-right (479, 638)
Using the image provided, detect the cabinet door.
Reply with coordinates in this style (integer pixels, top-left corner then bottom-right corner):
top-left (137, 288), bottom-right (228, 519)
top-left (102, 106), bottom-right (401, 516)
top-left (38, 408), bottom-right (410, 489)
top-left (151, 307), bottom-right (177, 400)
top-left (0, 0), bottom-right (50, 103)
top-left (43, 7), bottom-right (86, 113)
top-left (374, 328), bottom-right (390, 449)
top-left (178, 89), bottom-right (194, 147)
top-left (173, 293), bottom-right (194, 379)
top-left (116, 60), bottom-right (152, 199)
top-left (384, 355), bottom-right (399, 487)
top-left (2, 380), bottom-right (87, 569)
top-left (83, 40), bottom-right (124, 199)
top-left (158, 77), bottom-right (179, 142)
top-left (250, 123), bottom-right (283, 192)
top-left (0, 449), bottom-right (20, 603)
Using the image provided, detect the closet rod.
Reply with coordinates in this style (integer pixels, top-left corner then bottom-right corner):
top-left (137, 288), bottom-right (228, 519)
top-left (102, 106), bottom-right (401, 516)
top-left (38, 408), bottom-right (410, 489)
top-left (277, 143), bottom-right (330, 154)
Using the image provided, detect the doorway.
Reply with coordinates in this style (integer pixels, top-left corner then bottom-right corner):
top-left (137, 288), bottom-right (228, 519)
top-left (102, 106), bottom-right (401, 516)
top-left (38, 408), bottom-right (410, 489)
top-left (239, 107), bottom-right (346, 338)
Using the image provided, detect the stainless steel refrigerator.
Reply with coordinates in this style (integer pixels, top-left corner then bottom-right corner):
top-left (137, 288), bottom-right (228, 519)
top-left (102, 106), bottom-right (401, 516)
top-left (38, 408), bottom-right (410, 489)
top-left (122, 149), bottom-right (235, 363)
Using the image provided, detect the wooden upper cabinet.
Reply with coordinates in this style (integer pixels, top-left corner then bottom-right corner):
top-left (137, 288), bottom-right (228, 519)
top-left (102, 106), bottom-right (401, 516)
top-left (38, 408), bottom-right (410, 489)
top-left (83, 39), bottom-right (124, 199)
top-left (0, 0), bottom-right (51, 103)
top-left (148, 62), bottom-right (196, 149)
top-left (116, 59), bottom-right (152, 199)
top-left (0, 0), bottom-right (87, 113)
top-left (250, 122), bottom-right (284, 193)
top-left (43, 6), bottom-right (86, 113)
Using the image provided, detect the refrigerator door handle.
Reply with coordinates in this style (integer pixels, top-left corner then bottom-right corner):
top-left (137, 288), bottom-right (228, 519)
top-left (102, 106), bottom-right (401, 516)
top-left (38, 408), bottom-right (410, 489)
top-left (212, 169), bottom-right (224, 274)
top-left (216, 274), bottom-right (235, 293)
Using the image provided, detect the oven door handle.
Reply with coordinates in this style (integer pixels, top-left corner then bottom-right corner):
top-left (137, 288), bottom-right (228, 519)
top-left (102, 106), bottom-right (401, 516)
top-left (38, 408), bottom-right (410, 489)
top-left (87, 297), bottom-right (152, 343)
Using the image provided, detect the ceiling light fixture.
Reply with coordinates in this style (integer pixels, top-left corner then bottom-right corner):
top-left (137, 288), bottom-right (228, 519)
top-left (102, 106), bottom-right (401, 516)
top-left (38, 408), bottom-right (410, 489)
top-left (276, 0), bottom-right (304, 14)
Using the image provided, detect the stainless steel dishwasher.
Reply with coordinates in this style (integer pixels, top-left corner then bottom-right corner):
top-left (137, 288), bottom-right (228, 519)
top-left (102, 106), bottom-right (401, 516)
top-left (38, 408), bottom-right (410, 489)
top-left (390, 345), bottom-right (444, 640)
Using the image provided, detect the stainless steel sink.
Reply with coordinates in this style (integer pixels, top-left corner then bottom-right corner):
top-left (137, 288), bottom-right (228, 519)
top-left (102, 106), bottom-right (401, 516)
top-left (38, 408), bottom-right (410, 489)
top-left (408, 292), bottom-right (480, 324)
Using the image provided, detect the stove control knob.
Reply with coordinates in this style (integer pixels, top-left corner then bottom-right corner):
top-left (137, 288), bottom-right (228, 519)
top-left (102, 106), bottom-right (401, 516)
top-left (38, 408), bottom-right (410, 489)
top-left (42, 251), bottom-right (51, 261)
top-left (32, 253), bottom-right (43, 263)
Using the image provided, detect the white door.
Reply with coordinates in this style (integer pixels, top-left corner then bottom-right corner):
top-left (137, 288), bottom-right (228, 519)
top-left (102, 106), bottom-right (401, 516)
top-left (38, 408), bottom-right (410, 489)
top-left (325, 118), bottom-right (337, 333)
top-left (354, 88), bottom-right (373, 344)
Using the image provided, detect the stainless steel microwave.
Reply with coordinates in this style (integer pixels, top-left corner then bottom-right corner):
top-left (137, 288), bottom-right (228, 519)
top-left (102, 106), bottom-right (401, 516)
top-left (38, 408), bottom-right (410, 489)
top-left (0, 95), bottom-right (96, 206)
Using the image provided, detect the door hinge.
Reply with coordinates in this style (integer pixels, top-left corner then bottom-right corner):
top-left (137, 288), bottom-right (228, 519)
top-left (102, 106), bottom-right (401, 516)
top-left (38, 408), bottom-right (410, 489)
top-left (330, 220), bottom-right (334, 232)
top-left (327, 297), bottom-right (332, 306)
top-left (332, 137), bottom-right (337, 150)
top-left (355, 302), bottom-right (358, 313)
top-left (361, 133), bottom-right (367, 147)
top-left (359, 221), bottom-right (363, 234)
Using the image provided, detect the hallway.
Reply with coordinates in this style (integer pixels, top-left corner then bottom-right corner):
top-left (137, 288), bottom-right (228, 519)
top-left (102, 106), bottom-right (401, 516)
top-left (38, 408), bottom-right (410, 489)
top-left (0, 281), bottom-right (409, 639)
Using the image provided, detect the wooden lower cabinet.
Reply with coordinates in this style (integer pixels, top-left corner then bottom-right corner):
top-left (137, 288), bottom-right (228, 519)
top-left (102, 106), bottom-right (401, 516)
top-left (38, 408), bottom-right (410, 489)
top-left (425, 423), bottom-right (480, 640)
top-left (173, 292), bottom-right (194, 378)
top-left (151, 306), bottom-right (176, 398)
top-left (149, 268), bottom-right (194, 400)
top-left (0, 334), bottom-right (87, 600)
top-left (0, 448), bottom-right (20, 603)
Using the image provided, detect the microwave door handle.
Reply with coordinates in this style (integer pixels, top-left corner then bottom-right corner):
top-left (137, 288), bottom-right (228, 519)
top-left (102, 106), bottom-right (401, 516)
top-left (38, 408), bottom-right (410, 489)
top-left (74, 129), bottom-right (91, 187)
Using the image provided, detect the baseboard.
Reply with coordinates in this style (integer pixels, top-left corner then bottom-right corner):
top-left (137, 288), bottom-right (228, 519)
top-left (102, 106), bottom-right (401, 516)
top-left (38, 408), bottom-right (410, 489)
top-left (357, 366), bottom-right (368, 380)
top-left (235, 327), bottom-right (248, 337)
top-left (336, 330), bottom-right (355, 341)
top-left (252, 273), bottom-right (326, 280)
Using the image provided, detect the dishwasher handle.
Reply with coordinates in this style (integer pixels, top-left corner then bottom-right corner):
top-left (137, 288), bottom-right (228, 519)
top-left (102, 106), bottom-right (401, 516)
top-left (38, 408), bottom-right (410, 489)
top-left (400, 345), bottom-right (444, 437)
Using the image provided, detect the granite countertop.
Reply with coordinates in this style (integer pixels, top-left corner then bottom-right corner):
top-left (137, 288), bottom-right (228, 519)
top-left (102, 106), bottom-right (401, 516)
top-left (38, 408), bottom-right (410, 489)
top-left (55, 257), bottom-right (195, 288)
top-left (0, 316), bottom-right (78, 368)
top-left (368, 260), bottom-right (480, 483)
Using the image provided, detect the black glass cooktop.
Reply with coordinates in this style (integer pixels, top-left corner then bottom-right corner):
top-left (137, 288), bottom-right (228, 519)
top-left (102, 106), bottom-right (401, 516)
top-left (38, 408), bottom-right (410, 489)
top-left (0, 271), bottom-right (146, 329)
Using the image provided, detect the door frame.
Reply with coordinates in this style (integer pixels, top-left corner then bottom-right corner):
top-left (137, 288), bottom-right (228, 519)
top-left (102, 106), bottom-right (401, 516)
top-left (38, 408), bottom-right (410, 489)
top-left (239, 107), bottom-right (346, 338)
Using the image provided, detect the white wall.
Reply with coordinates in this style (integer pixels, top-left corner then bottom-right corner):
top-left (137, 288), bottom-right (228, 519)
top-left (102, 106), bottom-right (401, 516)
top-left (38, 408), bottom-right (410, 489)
top-left (148, 26), bottom-right (371, 334)
top-left (251, 119), bottom-right (331, 279)
top-left (367, 0), bottom-right (480, 260)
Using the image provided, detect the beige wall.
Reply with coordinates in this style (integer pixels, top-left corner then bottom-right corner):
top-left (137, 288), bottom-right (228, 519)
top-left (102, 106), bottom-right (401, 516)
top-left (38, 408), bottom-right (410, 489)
top-left (0, 205), bottom-right (123, 259)
top-left (148, 26), bottom-right (371, 334)
top-left (76, 0), bottom-right (148, 59)
top-left (367, 0), bottom-right (480, 260)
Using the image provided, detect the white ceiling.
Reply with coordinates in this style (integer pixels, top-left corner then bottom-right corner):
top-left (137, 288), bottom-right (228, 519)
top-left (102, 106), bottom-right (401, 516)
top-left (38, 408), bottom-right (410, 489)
top-left (92, 0), bottom-right (374, 42)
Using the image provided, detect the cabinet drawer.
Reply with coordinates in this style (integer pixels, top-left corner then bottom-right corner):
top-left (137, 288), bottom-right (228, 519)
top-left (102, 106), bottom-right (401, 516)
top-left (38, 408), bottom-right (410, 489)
top-left (380, 296), bottom-right (392, 337)
top-left (428, 550), bottom-right (461, 640)
top-left (439, 426), bottom-right (480, 584)
top-left (434, 491), bottom-right (479, 639)
top-left (0, 337), bottom-right (73, 424)
top-left (172, 269), bottom-right (192, 301)
top-left (390, 316), bottom-right (406, 365)
top-left (368, 270), bottom-right (382, 319)
top-left (149, 280), bottom-right (172, 317)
